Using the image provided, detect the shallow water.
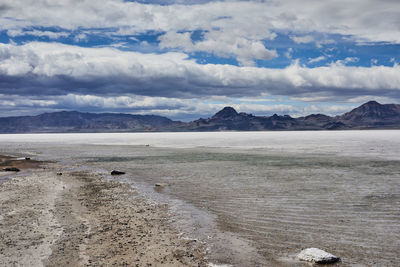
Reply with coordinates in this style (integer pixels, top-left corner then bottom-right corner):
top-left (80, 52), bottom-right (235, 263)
top-left (0, 131), bottom-right (399, 266)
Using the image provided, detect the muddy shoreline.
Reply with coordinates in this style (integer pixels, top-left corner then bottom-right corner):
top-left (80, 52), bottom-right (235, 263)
top-left (0, 156), bottom-right (207, 266)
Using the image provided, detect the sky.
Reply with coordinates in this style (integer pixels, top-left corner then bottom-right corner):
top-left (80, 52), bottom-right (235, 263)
top-left (0, 0), bottom-right (399, 121)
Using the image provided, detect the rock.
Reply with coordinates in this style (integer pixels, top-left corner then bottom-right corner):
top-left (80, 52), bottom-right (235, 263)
top-left (3, 167), bottom-right (20, 172)
top-left (57, 172), bottom-right (63, 176)
top-left (297, 248), bottom-right (340, 264)
top-left (16, 157), bottom-right (30, 160)
top-left (111, 170), bottom-right (125, 175)
top-left (154, 183), bottom-right (168, 187)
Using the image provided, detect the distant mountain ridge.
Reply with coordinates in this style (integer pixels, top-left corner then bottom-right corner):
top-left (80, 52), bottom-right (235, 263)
top-left (182, 101), bottom-right (400, 131)
top-left (0, 111), bottom-right (180, 133)
top-left (1, 101), bottom-right (400, 133)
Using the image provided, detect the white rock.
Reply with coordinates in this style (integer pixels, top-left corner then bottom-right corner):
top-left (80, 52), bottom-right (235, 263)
top-left (16, 157), bottom-right (30, 160)
top-left (297, 248), bottom-right (340, 264)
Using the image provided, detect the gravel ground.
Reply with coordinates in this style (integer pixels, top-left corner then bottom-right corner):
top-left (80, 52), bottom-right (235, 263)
top-left (0, 155), bottom-right (207, 266)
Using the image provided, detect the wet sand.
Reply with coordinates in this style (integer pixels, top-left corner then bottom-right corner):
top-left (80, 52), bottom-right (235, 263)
top-left (0, 154), bottom-right (46, 169)
top-left (0, 155), bottom-right (207, 266)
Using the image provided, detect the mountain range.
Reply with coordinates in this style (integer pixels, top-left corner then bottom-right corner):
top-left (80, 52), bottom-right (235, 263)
top-left (1, 101), bottom-right (400, 133)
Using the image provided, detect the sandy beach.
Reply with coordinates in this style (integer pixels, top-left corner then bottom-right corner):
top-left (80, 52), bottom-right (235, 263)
top-left (0, 155), bottom-right (207, 266)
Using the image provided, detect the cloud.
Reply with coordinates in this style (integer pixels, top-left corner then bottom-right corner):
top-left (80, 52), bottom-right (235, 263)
top-left (1, 1), bottom-right (399, 120)
top-left (308, 56), bottom-right (326, 64)
top-left (1, 91), bottom-right (377, 120)
top-left (284, 48), bottom-right (293, 59)
top-left (332, 57), bottom-right (360, 66)
top-left (230, 103), bottom-right (296, 115)
top-left (290, 35), bottom-right (314, 44)
top-left (0, 42), bottom-right (400, 102)
top-left (158, 31), bottom-right (278, 66)
top-left (73, 33), bottom-right (88, 42)
top-left (58, 94), bottom-right (188, 111)
top-left (3, 0), bottom-right (398, 42)
top-left (1, 0), bottom-right (400, 64)
top-left (7, 29), bottom-right (70, 39)
top-left (299, 104), bottom-right (356, 117)
top-left (371, 58), bottom-right (378, 65)
top-left (0, 92), bottom-right (224, 120)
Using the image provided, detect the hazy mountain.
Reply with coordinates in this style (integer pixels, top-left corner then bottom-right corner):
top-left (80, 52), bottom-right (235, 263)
top-left (0, 101), bottom-right (399, 133)
top-left (0, 111), bottom-right (180, 133)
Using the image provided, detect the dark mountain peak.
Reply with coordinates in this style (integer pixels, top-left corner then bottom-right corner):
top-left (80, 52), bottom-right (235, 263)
top-left (352, 100), bottom-right (382, 112)
top-left (270, 114), bottom-right (294, 121)
top-left (363, 100), bottom-right (381, 106)
top-left (348, 101), bottom-right (385, 114)
top-left (212, 106), bottom-right (239, 119)
top-left (271, 114), bottom-right (279, 119)
top-left (339, 100), bottom-right (400, 122)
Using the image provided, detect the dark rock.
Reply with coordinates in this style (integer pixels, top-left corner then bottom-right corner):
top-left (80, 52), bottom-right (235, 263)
top-left (111, 170), bottom-right (125, 175)
top-left (57, 172), bottom-right (63, 175)
top-left (3, 167), bottom-right (20, 172)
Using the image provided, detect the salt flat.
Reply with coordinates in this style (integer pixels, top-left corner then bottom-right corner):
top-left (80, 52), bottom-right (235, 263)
top-left (0, 130), bottom-right (399, 266)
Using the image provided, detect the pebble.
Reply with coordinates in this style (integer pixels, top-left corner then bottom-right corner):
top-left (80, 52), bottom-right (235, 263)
top-left (111, 170), bottom-right (125, 175)
top-left (2, 167), bottom-right (20, 172)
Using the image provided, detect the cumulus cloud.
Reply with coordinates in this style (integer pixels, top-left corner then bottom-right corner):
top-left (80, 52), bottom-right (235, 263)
top-left (332, 57), bottom-right (360, 66)
top-left (0, 42), bottom-right (399, 101)
top-left (7, 29), bottom-right (70, 39)
top-left (299, 104), bottom-right (356, 117)
top-left (308, 56), bottom-right (326, 64)
top-left (1, 0), bottom-right (400, 64)
top-left (58, 94), bottom-right (188, 111)
top-left (2, 0), bottom-right (398, 42)
top-left (284, 48), bottom-right (293, 59)
top-left (290, 35), bottom-right (314, 44)
top-left (158, 31), bottom-right (277, 66)
top-left (0, 91), bottom-right (373, 120)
